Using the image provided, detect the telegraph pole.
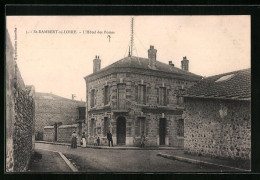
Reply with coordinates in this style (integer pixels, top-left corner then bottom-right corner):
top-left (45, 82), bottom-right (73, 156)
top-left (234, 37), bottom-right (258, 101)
top-left (130, 17), bottom-right (134, 56)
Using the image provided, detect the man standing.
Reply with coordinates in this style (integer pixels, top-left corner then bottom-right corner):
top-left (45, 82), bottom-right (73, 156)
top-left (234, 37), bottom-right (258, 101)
top-left (107, 131), bottom-right (113, 147)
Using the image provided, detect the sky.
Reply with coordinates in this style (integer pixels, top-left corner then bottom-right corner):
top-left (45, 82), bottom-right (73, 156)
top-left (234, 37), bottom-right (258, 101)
top-left (6, 16), bottom-right (250, 101)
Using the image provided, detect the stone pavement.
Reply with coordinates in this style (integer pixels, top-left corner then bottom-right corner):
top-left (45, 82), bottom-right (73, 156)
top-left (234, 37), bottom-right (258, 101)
top-left (27, 148), bottom-right (72, 172)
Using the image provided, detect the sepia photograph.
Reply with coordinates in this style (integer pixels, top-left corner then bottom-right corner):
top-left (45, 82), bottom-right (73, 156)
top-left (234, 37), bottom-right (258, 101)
top-left (5, 14), bottom-right (251, 173)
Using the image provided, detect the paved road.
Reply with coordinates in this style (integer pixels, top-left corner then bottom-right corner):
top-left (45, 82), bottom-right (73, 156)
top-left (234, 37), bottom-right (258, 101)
top-left (35, 143), bottom-right (233, 172)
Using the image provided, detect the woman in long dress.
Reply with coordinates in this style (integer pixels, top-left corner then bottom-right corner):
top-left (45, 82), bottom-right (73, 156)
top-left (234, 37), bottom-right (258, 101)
top-left (140, 132), bottom-right (146, 148)
top-left (71, 131), bottom-right (77, 149)
top-left (82, 132), bottom-right (87, 147)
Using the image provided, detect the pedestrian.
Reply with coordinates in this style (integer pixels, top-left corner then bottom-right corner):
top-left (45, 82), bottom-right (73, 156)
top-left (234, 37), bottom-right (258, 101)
top-left (140, 132), bottom-right (146, 148)
top-left (96, 137), bottom-right (100, 146)
top-left (107, 131), bottom-right (113, 147)
top-left (71, 131), bottom-right (77, 149)
top-left (81, 132), bottom-right (87, 148)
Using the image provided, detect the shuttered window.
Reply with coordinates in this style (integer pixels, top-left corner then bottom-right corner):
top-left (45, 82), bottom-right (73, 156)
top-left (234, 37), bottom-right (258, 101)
top-left (90, 89), bottom-right (96, 108)
top-left (137, 85), bottom-right (146, 104)
top-left (104, 86), bottom-right (110, 105)
top-left (158, 87), bottom-right (167, 106)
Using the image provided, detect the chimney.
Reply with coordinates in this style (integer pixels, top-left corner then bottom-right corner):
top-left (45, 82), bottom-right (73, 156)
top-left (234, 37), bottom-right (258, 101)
top-left (181, 56), bottom-right (189, 71)
top-left (93, 55), bottom-right (101, 73)
top-left (148, 45), bottom-right (157, 69)
top-left (169, 61), bottom-right (174, 67)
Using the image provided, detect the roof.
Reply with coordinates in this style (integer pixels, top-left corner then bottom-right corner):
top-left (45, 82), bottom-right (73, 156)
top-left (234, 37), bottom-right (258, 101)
top-left (35, 92), bottom-right (86, 106)
top-left (85, 56), bottom-right (201, 81)
top-left (183, 68), bottom-right (251, 101)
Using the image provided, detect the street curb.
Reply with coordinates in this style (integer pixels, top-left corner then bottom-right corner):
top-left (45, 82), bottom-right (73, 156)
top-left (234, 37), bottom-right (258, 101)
top-left (36, 147), bottom-right (78, 172)
top-left (157, 153), bottom-right (251, 172)
top-left (36, 141), bottom-right (183, 150)
top-left (58, 152), bottom-right (78, 172)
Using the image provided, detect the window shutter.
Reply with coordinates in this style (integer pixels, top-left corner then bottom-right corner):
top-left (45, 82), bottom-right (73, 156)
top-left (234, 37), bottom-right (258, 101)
top-left (143, 86), bottom-right (147, 105)
top-left (157, 88), bottom-right (159, 104)
top-left (163, 87), bottom-right (167, 106)
top-left (108, 86), bottom-right (110, 102)
top-left (94, 90), bottom-right (97, 106)
top-left (135, 85), bottom-right (138, 103)
top-left (167, 89), bottom-right (170, 105)
top-left (146, 87), bottom-right (151, 104)
top-left (103, 87), bottom-right (105, 104)
top-left (135, 118), bottom-right (140, 136)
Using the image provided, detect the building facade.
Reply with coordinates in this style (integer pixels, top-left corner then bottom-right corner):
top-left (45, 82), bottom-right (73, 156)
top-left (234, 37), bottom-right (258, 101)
top-left (84, 46), bottom-right (201, 147)
top-left (183, 69), bottom-right (251, 160)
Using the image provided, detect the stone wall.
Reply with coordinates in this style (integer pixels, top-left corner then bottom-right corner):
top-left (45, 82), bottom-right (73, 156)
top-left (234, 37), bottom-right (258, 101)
top-left (6, 30), bottom-right (35, 172)
top-left (34, 93), bottom-right (85, 140)
top-left (43, 126), bottom-right (55, 142)
top-left (57, 124), bottom-right (78, 142)
top-left (183, 98), bottom-right (251, 160)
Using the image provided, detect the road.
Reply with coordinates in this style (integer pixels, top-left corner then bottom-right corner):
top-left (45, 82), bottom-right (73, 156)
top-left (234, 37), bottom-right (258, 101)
top-left (35, 143), bottom-right (234, 172)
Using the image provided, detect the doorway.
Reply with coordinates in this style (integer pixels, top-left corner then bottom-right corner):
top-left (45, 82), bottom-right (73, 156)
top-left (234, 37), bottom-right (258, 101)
top-left (117, 116), bottom-right (126, 145)
top-left (159, 118), bottom-right (166, 145)
top-left (54, 123), bottom-right (58, 141)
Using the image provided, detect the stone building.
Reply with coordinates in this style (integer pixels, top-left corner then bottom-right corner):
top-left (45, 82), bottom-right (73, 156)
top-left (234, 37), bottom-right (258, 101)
top-left (34, 92), bottom-right (85, 141)
top-left (182, 69), bottom-right (251, 161)
top-left (6, 30), bottom-right (35, 172)
top-left (84, 46), bottom-right (202, 147)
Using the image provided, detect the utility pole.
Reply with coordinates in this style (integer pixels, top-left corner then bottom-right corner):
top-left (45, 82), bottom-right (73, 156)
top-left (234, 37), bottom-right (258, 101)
top-left (72, 94), bottom-right (76, 100)
top-left (130, 17), bottom-right (134, 56)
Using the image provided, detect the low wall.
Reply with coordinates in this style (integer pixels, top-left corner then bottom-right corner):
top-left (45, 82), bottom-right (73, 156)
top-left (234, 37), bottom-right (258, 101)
top-left (57, 124), bottom-right (78, 142)
top-left (43, 126), bottom-right (55, 142)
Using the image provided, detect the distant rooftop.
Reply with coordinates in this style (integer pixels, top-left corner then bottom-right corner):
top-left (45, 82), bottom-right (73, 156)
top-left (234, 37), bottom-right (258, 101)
top-left (184, 68), bottom-right (251, 101)
top-left (35, 92), bottom-right (86, 105)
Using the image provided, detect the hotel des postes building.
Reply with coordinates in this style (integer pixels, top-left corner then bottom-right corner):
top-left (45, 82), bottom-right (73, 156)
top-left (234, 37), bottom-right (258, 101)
top-left (83, 46), bottom-right (202, 147)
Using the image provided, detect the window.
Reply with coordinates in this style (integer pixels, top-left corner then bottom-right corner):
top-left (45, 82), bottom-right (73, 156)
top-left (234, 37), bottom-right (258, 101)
top-left (158, 87), bottom-right (167, 106)
top-left (137, 85), bottom-right (146, 104)
top-left (90, 89), bottom-right (96, 108)
top-left (136, 117), bottom-right (146, 136)
top-left (103, 117), bottom-right (109, 136)
top-left (104, 86), bottom-right (110, 105)
top-left (177, 119), bottom-right (184, 137)
top-left (77, 107), bottom-right (86, 120)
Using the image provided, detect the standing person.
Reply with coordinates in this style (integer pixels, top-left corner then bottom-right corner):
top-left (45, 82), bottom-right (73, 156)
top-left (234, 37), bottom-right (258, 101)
top-left (81, 132), bottom-right (87, 148)
top-left (107, 131), bottom-right (113, 147)
top-left (140, 132), bottom-right (146, 148)
top-left (96, 137), bottom-right (100, 146)
top-left (71, 131), bottom-right (77, 149)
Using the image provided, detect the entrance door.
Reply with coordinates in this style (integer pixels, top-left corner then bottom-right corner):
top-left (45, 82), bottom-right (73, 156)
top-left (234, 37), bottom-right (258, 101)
top-left (159, 118), bottom-right (166, 145)
top-left (117, 84), bottom-right (126, 109)
top-left (117, 116), bottom-right (126, 145)
top-left (54, 123), bottom-right (58, 141)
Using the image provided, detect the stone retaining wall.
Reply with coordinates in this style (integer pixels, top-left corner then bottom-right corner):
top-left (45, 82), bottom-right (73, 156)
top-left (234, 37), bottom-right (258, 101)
top-left (183, 98), bottom-right (251, 161)
top-left (6, 30), bottom-right (35, 172)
